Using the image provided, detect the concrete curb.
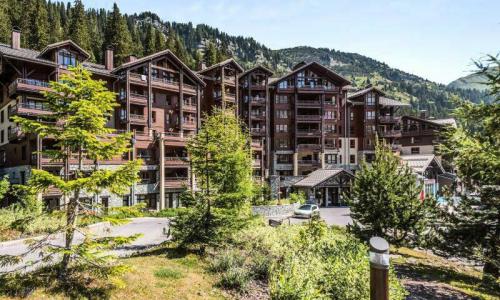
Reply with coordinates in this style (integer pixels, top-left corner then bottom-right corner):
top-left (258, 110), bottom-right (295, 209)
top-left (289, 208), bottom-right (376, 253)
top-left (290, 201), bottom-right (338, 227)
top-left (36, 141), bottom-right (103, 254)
top-left (0, 221), bottom-right (111, 247)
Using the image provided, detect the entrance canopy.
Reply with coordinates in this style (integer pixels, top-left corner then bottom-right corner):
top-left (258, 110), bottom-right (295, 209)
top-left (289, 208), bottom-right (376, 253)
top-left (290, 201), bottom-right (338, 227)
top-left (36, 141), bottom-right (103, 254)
top-left (293, 169), bottom-right (354, 189)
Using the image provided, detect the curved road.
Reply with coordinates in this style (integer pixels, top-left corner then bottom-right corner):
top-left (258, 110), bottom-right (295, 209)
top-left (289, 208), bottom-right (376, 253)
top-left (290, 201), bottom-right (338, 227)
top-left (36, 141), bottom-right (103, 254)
top-left (0, 217), bottom-right (170, 273)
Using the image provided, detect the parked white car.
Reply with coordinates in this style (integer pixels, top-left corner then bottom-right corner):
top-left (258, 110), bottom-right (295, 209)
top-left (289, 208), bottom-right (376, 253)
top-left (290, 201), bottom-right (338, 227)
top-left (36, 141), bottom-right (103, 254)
top-left (294, 204), bottom-right (320, 218)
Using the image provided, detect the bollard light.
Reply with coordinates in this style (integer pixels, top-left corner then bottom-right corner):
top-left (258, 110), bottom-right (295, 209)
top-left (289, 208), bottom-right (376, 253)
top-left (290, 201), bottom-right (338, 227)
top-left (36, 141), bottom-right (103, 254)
top-left (369, 236), bottom-right (390, 268)
top-left (369, 236), bottom-right (389, 300)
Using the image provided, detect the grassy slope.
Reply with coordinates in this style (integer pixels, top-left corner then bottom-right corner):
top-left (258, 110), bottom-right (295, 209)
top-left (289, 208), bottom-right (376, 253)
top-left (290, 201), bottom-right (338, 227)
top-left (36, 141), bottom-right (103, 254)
top-left (393, 247), bottom-right (500, 300)
top-left (0, 248), bottom-right (228, 300)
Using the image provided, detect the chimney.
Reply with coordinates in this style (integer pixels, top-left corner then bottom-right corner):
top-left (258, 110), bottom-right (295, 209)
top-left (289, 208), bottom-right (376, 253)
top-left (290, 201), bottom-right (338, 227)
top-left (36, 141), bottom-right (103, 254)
top-left (419, 110), bottom-right (427, 119)
top-left (124, 55), bottom-right (137, 64)
top-left (11, 27), bottom-right (20, 50)
top-left (105, 46), bottom-right (114, 70)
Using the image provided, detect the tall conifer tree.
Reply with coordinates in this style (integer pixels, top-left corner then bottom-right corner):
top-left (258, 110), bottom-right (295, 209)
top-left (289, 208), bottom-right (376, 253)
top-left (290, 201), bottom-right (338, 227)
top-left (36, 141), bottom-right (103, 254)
top-left (104, 3), bottom-right (133, 65)
top-left (68, 0), bottom-right (91, 52)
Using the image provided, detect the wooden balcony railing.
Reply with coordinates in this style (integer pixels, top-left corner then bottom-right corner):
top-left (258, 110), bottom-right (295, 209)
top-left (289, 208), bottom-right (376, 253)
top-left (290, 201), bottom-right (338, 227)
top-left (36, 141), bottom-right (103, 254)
top-left (378, 115), bottom-right (401, 123)
top-left (296, 115), bottom-right (321, 121)
top-left (9, 78), bottom-right (51, 96)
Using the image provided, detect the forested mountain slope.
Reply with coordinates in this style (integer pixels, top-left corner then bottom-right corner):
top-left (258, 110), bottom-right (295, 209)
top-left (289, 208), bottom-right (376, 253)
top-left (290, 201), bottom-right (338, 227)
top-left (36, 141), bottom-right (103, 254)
top-left (0, 1), bottom-right (491, 116)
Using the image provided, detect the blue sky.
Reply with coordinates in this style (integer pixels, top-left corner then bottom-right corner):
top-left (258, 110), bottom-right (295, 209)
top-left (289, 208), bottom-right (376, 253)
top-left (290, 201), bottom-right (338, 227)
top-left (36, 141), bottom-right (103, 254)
top-left (83, 0), bottom-right (500, 84)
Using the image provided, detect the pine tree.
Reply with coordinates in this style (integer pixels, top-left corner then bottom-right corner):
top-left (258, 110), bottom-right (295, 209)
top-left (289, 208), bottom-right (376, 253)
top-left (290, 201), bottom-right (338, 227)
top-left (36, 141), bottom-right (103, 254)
top-left (8, 65), bottom-right (141, 278)
top-left (104, 3), bottom-right (133, 65)
top-left (154, 28), bottom-right (166, 52)
top-left (346, 139), bottom-right (436, 246)
top-left (204, 41), bottom-right (218, 67)
top-left (30, 0), bottom-right (50, 49)
top-left (171, 108), bottom-right (253, 251)
top-left (0, 0), bottom-right (11, 44)
top-left (143, 23), bottom-right (155, 55)
top-left (48, 2), bottom-right (64, 44)
top-left (436, 55), bottom-right (500, 280)
top-left (67, 0), bottom-right (91, 53)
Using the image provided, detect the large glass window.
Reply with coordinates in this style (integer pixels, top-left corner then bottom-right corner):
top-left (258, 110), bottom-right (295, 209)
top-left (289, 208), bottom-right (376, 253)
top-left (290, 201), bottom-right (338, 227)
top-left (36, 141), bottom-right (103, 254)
top-left (58, 50), bottom-right (77, 67)
top-left (366, 93), bottom-right (376, 106)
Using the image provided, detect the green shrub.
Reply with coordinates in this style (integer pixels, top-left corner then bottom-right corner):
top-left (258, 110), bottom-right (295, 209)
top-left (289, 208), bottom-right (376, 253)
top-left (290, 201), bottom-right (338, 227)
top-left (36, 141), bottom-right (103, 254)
top-left (218, 266), bottom-right (250, 291)
top-left (249, 252), bottom-right (271, 280)
top-left (107, 203), bottom-right (145, 219)
top-left (289, 191), bottom-right (306, 204)
top-left (148, 207), bottom-right (186, 218)
top-left (154, 267), bottom-right (184, 279)
top-left (208, 249), bottom-right (245, 273)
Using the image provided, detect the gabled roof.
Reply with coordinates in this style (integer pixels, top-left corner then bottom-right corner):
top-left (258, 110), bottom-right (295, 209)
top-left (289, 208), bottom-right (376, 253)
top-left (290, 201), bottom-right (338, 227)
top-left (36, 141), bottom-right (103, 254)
top-left (401, 115), bottom-right (455, 128)
top-left (38, 40), bottom-right (90, 60)
top-left (197, 58), bottom-right (244, 75)
top-left (0, 43), bottom-right (56, 66)
top-left (270, 61), bottom-right (351, 87)
top-left (347, 85), bottom-right (385, 99)
top-left (82, 62), bottom-right (115, 77)
top-left (293, 169), bottom-right (354, 188)
top-left (379, 96), bottom-right (410, 107)
top-left (112, 49), bottom-right (206, 87)
top-left (400, 154), bottom-right (444, 175)
top-left (238, 65), bottom-right (274, 78)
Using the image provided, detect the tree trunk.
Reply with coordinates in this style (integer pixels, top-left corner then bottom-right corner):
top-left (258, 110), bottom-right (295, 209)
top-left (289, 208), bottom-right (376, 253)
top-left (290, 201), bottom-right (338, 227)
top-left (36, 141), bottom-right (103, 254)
top-left (59, 190), bottom-right (79, 278)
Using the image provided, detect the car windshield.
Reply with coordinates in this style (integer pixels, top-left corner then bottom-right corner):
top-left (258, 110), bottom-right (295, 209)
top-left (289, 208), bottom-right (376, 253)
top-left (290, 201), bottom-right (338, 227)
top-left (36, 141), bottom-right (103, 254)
top-left (299, 205), bottom-right (312, 210)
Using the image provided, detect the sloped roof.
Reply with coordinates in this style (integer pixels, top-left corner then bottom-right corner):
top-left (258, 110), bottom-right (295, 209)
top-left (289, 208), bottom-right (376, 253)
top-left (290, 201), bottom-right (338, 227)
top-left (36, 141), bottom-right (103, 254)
top-left (293, 169), bottom-right (353, 188)
top-left (197, 58), bottom-right (244, 74)
top-left (379, 96), bottom-right (410, 107)
top-left (0, 43), bottom-right (55, 66)
top-left (347, 85), bottom-right (385, 99)
top-left (428, 118), bottom-right (457, 127)
top-left (270, 61), bottom-right (351, 87)
top-left (38, 40), bottom-right (90, 60)
top-left (238, 65), bottom-right (274, 78)
top-left (400, 154), bottom-right (444, 174)
top-left (112, 49), bottom-right (205, 86)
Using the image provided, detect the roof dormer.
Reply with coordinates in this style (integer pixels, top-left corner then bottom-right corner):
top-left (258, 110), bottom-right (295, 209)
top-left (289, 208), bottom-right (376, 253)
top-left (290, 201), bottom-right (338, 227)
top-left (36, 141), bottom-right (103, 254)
top-left (37, 40), bottom-right (90, 67)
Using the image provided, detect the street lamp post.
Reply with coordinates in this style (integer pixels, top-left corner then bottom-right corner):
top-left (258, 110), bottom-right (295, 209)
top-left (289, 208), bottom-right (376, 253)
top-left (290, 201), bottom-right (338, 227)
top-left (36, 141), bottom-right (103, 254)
top-left (369, 236), bottom-right (390, 300)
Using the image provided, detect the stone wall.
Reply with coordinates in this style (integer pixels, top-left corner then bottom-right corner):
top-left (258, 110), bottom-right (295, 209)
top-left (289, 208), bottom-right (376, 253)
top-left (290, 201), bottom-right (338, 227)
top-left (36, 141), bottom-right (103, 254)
top-left (251, 202), bottom-right (300, 217)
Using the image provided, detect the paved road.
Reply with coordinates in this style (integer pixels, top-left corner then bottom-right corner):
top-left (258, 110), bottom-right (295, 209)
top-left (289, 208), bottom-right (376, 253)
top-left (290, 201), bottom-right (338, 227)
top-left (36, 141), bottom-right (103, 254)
top-left (289, 207), bottom-right (353, 226)
top-left (0, 217), bottom-right (170, 273)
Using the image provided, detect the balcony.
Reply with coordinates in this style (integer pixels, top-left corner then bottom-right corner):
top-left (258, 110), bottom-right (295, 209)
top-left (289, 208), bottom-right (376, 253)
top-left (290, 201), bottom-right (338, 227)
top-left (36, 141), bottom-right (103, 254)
top-left (296, 129), bottom-right (321, 137)
top-left (164, 156), bottom-right (189, 166)
top-left (253, 159), bottom-right (262, 168)
top-left (250, 128), bottom-right (266, 136)
top-left (220, 76), bottom-right (236, 86)
top-left (251, 140), bottom-right (263, 149)
top-left (297, 144), bottom-right (321, 150)
top-left (182, 121), bottom-right (196, 130)
top-left (378, 115), bottom-right (401, 124)
top-left (276, 84), bottom-right (295, 92)
top-left (274, 162), bottom-right (293, 171)
top-left (402, 129), bottom-right (438, 136)
top-left (250, 111), bottom-right (266, 120)
top-left (164, 177), bottom-right (189, 189)
top-left (298, 159), bottom-right (321, 165)
top-left (151, 76), bottom-right (180, 92)
top-left (8, 126), bottom-right (24, 141)
top-left (8, 78), bottom-right (51, 97)
top-left (249, 97), bottom-right (266, 105)
top-left (379, 130), bottom-right (402, 138)
top-left (9, 102), bottom-right (52, 117)
top-left (128, 93), bottom-right (148, 105)
top-left (324, 144), bottom-right (338, 150)
top-left (163, 132), bottom-right (186, 146)
top-left (249, 82), bottom-right (266, 90)
top-left (296, 100), bottom-right (321, 107)
top-left (297, 80), bottom-right (337, 92)
top-left (296, 115), bottom-right (321, 122)
top-left (182, 101), bottom-right (197, 113)
top-left (129, 73), bottom-right (148, 86)
top-left (183, 83), bottom-right (197, 95)
top-left (129, 113), bottom-right (147, 125)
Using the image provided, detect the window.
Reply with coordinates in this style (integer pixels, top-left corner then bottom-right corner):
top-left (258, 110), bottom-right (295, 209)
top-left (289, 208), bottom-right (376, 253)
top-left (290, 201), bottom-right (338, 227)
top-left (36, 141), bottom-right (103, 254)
top-left (366, 93), bottom-right (376, 106)
top-left (366, 111), bottom-right (375, 120)
top-left (411, 147), bottom-right (420, 154)
top-left (277, 154), bottom-right (292, 163)
top-left (350, 139), bottom-right (355, 148)
top-left (276, 124), bottom-right (288, 133)
top-left (325, 154), bottom-right (337, 164)
top-left (21, 145), bottom-right (26, 160)
top-left (278, 81), bottom-right (288, 89)
top-left (0, 130), bottom-right (3, 143)
top-left (366, 125), bottom-right (376, 133)
top-left (278, 139), bottom-right (288, 149)
top-left (152, 111), bottom-right (156, 123)
top-left (325, 139), bottom-right (336, 148)
top-left (324, 111), bottom-right (336, 120)
top-left (350, 112), bottom-right (354, 121)
top-left (277, 110), bottom-right (288, 118)
top-left (338, 139), bottom-right (342, 148)
top-left (324, 124), bottom-right (336, 133)
top-left (275, 95), bottom-right (288, 104)
top-left (350, 155), bottom-right (356, 164)
top-left (58, 50), bottom-right (77, 67)
top-left (339, 155), bottom-right (342, 164)
top-left (0, 110), bottom-right (3, 123)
